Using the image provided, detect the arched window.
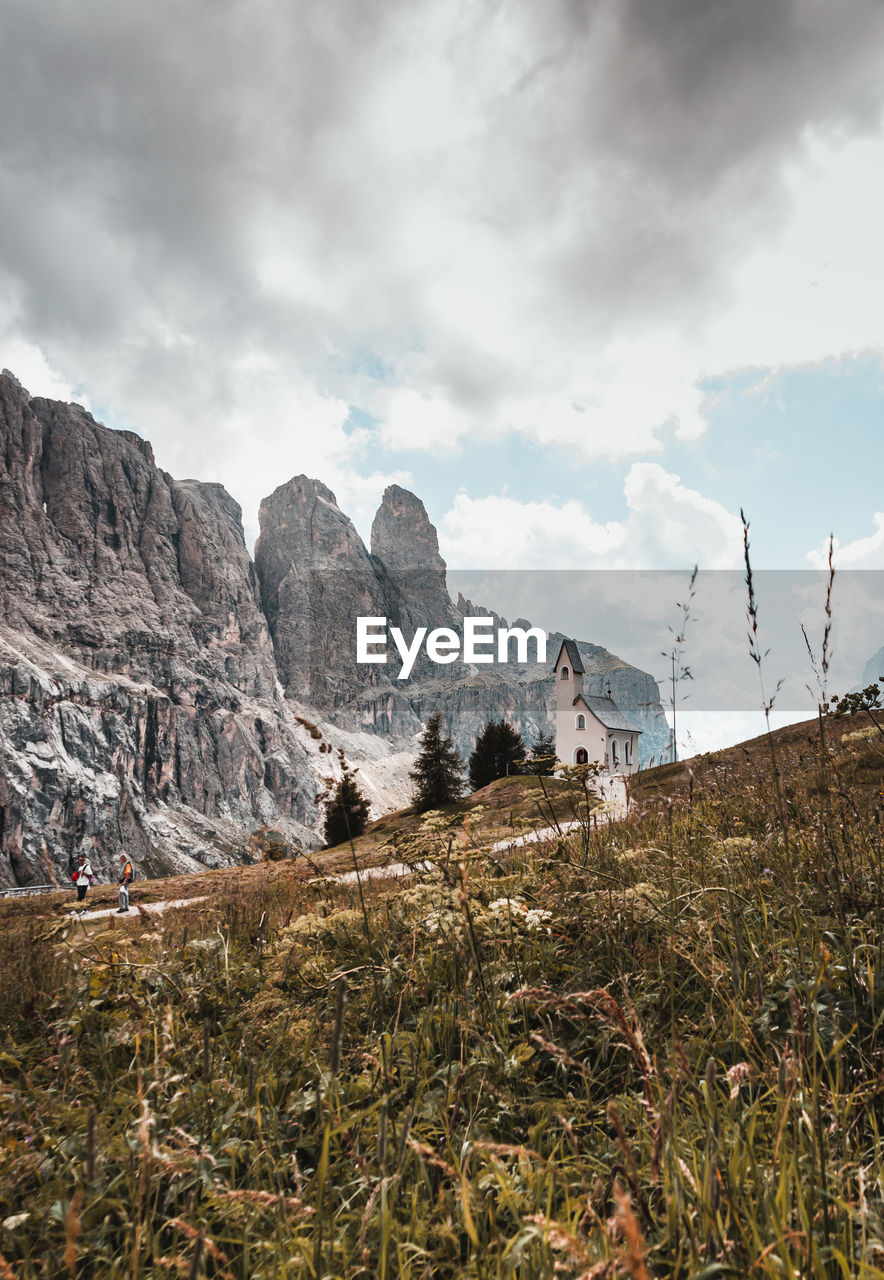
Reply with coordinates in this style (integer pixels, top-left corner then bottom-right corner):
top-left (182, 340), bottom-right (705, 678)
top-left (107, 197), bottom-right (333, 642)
top-left (624, 739), bottom-right (632, 765)
top-left (575, 713), bottom-right (586, 730)
top-left (610, 738), bottom-right (620, 766)
top-left (575, 747), bottom-right (588, 764)
top-left (560, 666), bottom-right (569, 680)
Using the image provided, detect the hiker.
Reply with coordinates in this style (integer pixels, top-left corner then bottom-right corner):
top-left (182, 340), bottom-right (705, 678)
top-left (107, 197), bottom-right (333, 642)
top-left (117, 853), bottom-right (135, 914)
top-left (72, 852), bottom-right (94, 905)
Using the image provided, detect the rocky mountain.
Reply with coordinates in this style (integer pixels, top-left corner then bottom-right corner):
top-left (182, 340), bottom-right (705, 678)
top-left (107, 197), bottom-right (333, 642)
top-left (0, 374), bottom-right (318, 887)
top-left (0, 373), bottom-right (668, 888)
top-left (253, 478), bottom-right (669, 763)
top-left (255, 475), bottom-right (390, 711)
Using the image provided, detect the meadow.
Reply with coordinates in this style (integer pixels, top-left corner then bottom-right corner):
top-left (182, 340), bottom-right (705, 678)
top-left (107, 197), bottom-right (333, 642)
top-left (2, 702), bottom-right (884, 1278)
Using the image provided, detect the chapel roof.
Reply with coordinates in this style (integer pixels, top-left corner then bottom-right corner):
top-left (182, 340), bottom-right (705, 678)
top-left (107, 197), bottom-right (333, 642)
top-left (574, 693), bottom-right (642, 734)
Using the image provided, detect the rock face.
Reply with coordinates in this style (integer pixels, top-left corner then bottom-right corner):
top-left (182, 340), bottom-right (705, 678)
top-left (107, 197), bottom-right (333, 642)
top-left (254, 479), bottom-right (670, 766)
top-left (0, 373), bottom-right (669, 889)
top-left (255, 476), bottom-right (393, 713)
top-left (254, 480), bottom-right (463, 736)
top-left (0, 376), bottom-right (317, 887)
top-left (371, 486), bottom-right (463, 686)
top-left (0, 380), bottom-right (276, 697)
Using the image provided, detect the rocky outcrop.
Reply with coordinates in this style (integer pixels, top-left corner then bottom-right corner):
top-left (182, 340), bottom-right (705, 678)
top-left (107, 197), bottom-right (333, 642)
top-left (371, 485), bottom-right (445, 574)
top-left (254, 475), bottom-right (412, 723)
top-left (0, 626), bottom-right (317, 885)
top-left (0, 373), bottom-right (669, 887)
top-left (254, 478), bottom-right (670, 765)
top-left (371, 484), bottom-right (457, 623)
top-left (0, 376), bottom-right (317, 887)
top-left (370, 486), bottom-right (463, 689)
top-left (0, 377), bottom-right (277, 697)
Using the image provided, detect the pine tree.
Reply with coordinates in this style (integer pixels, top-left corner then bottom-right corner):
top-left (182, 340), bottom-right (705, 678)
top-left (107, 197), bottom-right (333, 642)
top-left (410, 712), bottom-right (465, 813)
top-left (468, 719), bottom-right (526, 791)
top-left (323, 767), bottom-right (371, 847)
top-left (524, 730), bottom-right (557, 776)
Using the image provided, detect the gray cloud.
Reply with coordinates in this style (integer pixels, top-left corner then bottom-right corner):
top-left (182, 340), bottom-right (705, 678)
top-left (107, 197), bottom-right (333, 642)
top-left (2, 0), bottom-right (884, 519)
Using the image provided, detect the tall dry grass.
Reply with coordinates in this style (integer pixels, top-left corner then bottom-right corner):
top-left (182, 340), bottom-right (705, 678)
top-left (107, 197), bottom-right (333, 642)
top-left (3, 564), bottom-right (884, 1275)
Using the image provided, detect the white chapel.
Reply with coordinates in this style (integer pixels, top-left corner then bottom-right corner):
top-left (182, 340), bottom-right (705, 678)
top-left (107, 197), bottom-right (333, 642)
top-left (554, 639), bottom-right (641, 775)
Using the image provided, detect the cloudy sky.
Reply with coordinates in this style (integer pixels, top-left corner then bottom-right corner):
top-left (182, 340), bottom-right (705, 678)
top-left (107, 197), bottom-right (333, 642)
top-left (3, 0), bottom-right (884, 592)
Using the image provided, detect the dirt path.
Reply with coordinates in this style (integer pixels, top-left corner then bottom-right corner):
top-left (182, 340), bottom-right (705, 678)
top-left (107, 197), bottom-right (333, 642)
top-left (490, 818), bottom-right (582, 853)
top-left (319, 862), bottom-right (433, 887)
top-left (70, 896), bottom-right (208, 921)
top-left (490, 776), bottom-right (628, 853)
top-left (320, 778), bottom-right (630, 875)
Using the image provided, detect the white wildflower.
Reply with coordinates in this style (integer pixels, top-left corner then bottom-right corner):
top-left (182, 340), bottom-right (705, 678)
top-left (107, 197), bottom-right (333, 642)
top-left (484, 897), bottom-right (553, 933)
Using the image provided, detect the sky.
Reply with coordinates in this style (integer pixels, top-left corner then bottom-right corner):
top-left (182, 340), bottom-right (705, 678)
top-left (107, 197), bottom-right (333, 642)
top-left (2, 0), bottom-right (884, 749)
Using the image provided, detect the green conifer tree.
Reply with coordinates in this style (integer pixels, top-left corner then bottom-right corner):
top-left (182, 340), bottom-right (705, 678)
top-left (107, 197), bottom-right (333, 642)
top-left (323, 767), bottom-right (371, 847)
top-left (468, 719), bottom-right (525, 791)
top-left (410, 711), bottom-right (465, 813)
top-left (524, 729), bottom-right (557, 776)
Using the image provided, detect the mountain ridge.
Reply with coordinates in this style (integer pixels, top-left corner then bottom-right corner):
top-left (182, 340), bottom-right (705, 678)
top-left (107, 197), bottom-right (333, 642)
top-left (0, 372), bottom-right (668, 887)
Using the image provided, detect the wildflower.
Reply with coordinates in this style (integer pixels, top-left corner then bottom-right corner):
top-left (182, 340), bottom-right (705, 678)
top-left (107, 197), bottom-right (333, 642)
top-left (485, 898), bottom-right (553, 933)
top-left (421, 908), bottom-right (461, 936)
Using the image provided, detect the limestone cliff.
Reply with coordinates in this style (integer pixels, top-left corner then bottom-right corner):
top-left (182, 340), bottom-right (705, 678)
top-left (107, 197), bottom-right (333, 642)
top-left (256, 477), bottom-right (376, 700)
top-left (0, 375), bottom-right (317, 886)
top-left (254, 479), bottom-right (670, 765)
top-left (0, 374), bottom-right (669, 888)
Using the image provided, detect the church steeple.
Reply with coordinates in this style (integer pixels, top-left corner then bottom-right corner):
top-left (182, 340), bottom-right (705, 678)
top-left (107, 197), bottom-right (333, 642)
top-left (554, 637), bottom-right (584, 706)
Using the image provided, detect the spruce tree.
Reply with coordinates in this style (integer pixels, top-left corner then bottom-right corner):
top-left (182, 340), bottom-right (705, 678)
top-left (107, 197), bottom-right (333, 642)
top-left (525, 729), bottom-right (557, 776)
top-left (323, 767), bottom-right (371, 847)
top-left (410, 711), bottom-right (465, 813)
top-left (468, 719), bottom-right (525, 791)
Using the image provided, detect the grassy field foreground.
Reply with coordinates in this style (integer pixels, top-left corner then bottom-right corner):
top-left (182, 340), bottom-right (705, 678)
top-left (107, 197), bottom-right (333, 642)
top-left (2, 716), bottom-right (884, 1277)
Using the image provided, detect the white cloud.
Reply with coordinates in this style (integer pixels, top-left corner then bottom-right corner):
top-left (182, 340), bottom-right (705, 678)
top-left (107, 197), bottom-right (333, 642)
top-left (0, 336), bottom-right (81, 405)
top-left (2, 0), bottom-right (884, 530)
top-left (439, 493), bottom-right (625, 568)
top-left (364, 118), bottom-right (884, 464)
top-left (622, 463), bottom-right (744, 569)
top-left (438, 463), bottom-right (743, 569)
top-left (807, 513), bottom-right (884, 569)
top-left (375, 386), bottom-right (469, 455)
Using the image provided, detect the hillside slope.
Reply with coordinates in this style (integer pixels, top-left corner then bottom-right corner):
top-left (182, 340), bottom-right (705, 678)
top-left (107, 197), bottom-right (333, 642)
top-left (3, 711), bottom-right (884, 1276)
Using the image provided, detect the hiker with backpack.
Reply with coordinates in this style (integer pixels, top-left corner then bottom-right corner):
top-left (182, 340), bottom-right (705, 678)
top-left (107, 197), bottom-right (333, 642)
top-left (117, 853), bottom-right (135, 913)
top-left (72, 852), bottom-right (95, 905)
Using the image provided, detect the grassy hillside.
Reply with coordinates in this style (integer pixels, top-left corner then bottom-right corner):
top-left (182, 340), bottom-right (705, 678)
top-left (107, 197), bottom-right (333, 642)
top-left (2, 713), bottom-right (884, 1277)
